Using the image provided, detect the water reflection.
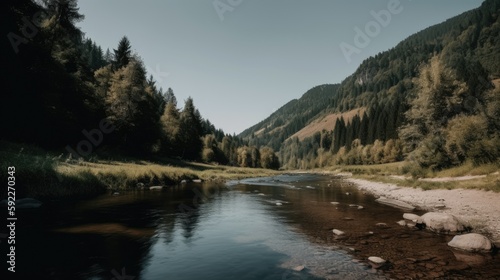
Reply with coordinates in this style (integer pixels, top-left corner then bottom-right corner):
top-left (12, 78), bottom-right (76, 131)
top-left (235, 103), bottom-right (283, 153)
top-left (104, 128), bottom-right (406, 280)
top-left (11, 174), bottom-right (500, 279)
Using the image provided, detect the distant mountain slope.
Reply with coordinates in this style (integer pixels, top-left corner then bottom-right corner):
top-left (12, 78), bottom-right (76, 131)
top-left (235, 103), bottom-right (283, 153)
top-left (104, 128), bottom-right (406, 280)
top-left (289, 108), bottom-right (366, 141)
top-left (240, 0), bottom-right (500, 169)
top-left (239, 84), bottom-right (340, 150)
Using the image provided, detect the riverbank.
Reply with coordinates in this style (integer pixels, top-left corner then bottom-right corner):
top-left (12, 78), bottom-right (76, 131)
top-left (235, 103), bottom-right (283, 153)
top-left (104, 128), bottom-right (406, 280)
top-left (0, 142), bottom-right (279, 200)
top-left (340, 175), bottom-right (500, 245)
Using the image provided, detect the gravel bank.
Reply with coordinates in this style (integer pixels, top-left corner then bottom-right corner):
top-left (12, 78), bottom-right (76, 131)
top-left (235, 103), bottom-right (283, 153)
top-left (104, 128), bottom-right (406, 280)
top-left (345, 177), bottom-right (500, 245)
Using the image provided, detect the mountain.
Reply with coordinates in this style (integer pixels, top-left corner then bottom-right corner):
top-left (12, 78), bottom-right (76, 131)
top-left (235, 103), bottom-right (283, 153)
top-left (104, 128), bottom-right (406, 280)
top-left (239, 84), bottom-right (340, 150)
top-left (240, 0), bottom-right (500, 169)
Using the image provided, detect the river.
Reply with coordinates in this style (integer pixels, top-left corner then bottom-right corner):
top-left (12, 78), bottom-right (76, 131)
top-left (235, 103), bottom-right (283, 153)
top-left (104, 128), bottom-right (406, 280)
top-left (8, 174), bottom-right (500, 279)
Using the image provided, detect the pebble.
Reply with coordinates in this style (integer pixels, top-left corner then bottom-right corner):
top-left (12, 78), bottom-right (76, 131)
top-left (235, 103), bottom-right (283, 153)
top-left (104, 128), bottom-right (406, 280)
top-left (332, 229), bottom-right (345, 236)
top-left (293, 265), bottom-right (305, 272)
top-left (368, 256), bottom-right (387, 269)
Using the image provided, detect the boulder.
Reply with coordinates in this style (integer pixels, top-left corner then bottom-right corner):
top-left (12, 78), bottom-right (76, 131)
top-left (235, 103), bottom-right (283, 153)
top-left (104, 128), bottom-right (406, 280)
top-left (419, 212), bottom-right (464, 232)
top-left (403, 213), bottom-right (420, 221)
top-left (376, 197), bottom-right (415, 210)
top-left (448, 233), bottom-right (493, 253)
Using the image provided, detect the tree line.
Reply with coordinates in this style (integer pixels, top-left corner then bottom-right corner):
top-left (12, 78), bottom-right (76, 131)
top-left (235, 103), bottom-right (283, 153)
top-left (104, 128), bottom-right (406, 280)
top-left (1, 0), bottom-right (279, 169)
top-left (249, 0), bottom-right (500, 170)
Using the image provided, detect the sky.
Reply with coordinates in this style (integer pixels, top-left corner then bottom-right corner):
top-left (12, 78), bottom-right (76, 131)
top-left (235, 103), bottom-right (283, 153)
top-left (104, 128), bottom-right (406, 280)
top-left (76, 0), bottom-right (483, 135)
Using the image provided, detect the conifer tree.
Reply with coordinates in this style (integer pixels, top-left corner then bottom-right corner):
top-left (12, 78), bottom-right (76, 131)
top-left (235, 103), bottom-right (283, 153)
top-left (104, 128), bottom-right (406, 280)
top-left (113, 36), bottom-right (132, 69)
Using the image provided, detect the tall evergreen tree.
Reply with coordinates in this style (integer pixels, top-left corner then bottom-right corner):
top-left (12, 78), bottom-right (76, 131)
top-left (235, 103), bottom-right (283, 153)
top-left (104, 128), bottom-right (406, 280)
top-left (113, 36), bottom-right (132, 69)
top-left (179, 97), bottom-right (203, 160)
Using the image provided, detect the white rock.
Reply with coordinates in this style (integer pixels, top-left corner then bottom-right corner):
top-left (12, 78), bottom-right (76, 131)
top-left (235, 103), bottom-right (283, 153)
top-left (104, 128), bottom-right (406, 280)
top-left (368, 256), bottom-right (386, 268)
top-left (448, 233), bottom-right (493, 253)
top-left (397, 220), bottom-right (406, 226)
top-left (192, 179), bottom-right (202, 183)
top-left (293, 265), bottom-right (305, 272)
top-left (406, 222), bottom-right (416, 228)
top-left (330, 202), bottom-right (340, 205)
top-left (403, 213), bottom-right (420, 221)
top-left (332, 229), bottom-right (345, 236)
top-left (275, 202), bottom-right (283, 206)
top-left (420, 212), bottom-right (465, 232)
top-left (349, 204), bottom-right (358, 207)
top-left (357, 206), bottom-right (364, 210)
top-left (149, 186), bottom-right (163, 190)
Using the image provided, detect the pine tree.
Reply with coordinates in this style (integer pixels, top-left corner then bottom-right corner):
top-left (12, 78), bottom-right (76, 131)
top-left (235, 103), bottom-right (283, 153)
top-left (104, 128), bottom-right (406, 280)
top-left (113, 36), bottom-right (132, 69)
top-left (179, 97), bottom-right (203, 160)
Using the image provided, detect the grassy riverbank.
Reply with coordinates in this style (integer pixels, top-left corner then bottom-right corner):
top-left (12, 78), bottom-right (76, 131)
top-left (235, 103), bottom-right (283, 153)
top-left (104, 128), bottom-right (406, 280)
top-left (318, 161), bottom-right (500, 192)
top-left (0, 142), bottom-right (279, 200)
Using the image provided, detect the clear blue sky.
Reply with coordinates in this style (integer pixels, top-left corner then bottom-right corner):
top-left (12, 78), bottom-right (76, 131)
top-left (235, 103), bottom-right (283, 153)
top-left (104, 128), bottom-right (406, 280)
top-left (76, 0), bottom-right (483, 135)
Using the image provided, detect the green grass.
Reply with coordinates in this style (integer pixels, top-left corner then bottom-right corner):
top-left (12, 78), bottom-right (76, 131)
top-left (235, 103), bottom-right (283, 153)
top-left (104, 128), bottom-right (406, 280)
top-left (0, 141), bottom-right (279, 200)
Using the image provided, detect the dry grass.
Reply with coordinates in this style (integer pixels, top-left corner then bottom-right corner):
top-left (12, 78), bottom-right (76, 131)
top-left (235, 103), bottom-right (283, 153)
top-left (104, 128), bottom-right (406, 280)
top-left (319, 161), bottom-right (500, 192)
top-left (57, 159), bottom-right (279, 190)
top-left (289, 107), bottom-right (366, 141)
top-left (0, 141), bottom-right (279, 200)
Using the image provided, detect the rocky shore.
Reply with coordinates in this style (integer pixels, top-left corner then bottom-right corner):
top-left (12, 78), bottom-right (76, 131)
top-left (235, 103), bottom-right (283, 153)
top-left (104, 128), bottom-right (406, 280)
top-left (345, 176), bottom-right (500, 246)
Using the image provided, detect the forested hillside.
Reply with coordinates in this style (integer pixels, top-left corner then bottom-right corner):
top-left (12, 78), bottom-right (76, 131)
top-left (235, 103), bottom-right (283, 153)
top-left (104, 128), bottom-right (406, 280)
top-left (1, 0), bottom-right (279, 169)
top-left (240, 84), bottom-right (341, 150)
top-left (241, 0), bottom-right (500, 170)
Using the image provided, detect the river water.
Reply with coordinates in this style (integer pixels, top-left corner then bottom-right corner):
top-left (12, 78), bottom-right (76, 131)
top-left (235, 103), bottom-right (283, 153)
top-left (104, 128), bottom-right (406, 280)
top-left (8, 174), bottom-right (500, 279)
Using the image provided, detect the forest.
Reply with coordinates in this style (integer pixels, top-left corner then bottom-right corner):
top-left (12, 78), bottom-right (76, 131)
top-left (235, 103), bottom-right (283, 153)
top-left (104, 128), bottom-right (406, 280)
top-left (1, 0), bottom-right (280, 170)
top-left (2, 0), bottom-right (500, 175)
top-left (241, 0), bottom-right (500, 171)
